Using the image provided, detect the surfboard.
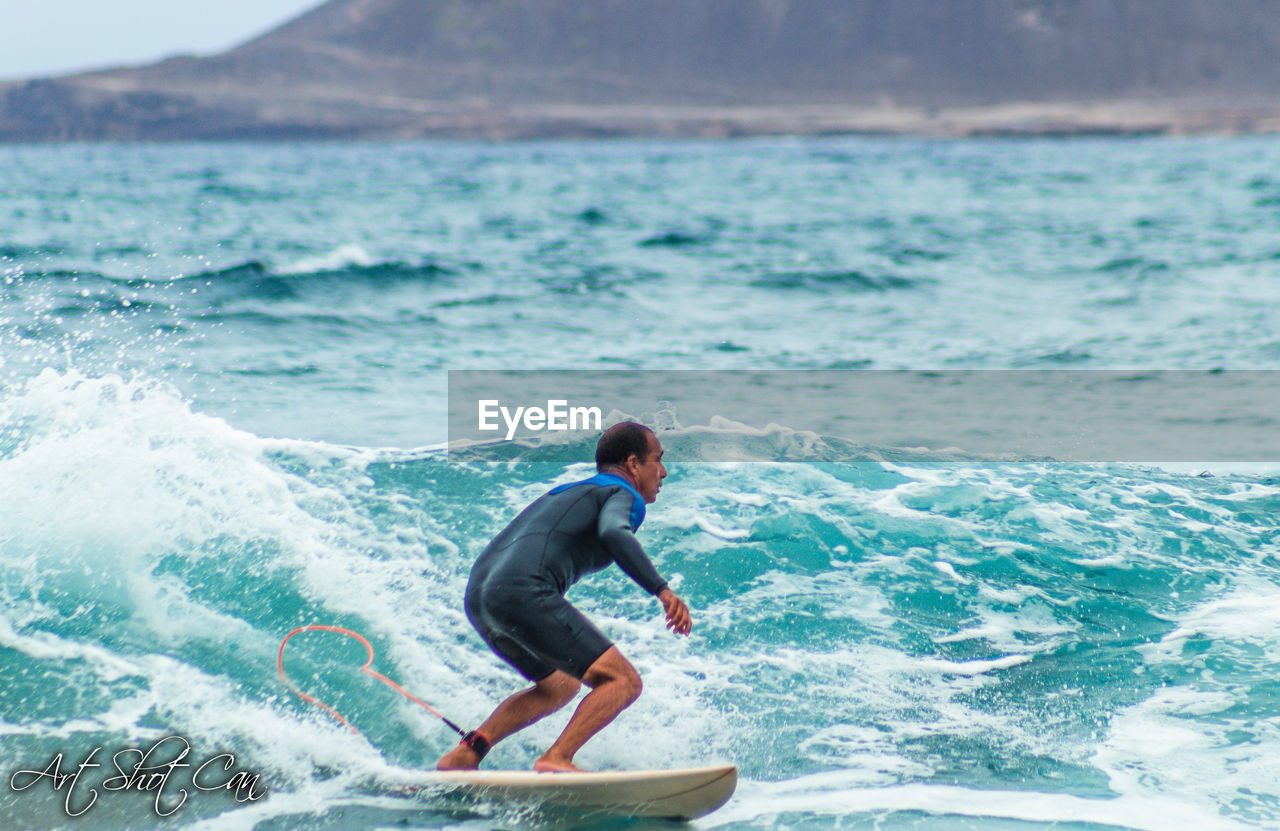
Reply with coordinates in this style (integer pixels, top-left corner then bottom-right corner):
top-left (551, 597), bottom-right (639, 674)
top-left (410, 764), bottom-right (737, 819)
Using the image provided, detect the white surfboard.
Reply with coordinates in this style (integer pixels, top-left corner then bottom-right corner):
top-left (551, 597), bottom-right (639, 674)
top-left (408, 765), bottom-right (737, 819)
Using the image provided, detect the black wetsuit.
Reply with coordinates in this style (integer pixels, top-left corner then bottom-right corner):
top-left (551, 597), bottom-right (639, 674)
top-left (465, 473), bottom-right (668, 681)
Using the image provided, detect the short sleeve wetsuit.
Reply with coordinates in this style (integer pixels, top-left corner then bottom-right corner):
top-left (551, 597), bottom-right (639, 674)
top-left (465, 473), bottom-right (668, 681)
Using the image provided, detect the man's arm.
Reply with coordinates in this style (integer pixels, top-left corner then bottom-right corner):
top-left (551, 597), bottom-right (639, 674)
top-left (598, 489), bottom-right (667, 595)
top-left (598, 490), bottom-right (693, 635)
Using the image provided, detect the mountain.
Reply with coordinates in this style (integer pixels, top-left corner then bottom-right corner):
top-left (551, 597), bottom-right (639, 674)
top-left (4, 0), bottom-right (1280, 141)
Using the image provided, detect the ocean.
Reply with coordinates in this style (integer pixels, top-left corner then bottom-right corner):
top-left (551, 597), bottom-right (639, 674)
top-left (3, 136), bottom-right (1280, 830)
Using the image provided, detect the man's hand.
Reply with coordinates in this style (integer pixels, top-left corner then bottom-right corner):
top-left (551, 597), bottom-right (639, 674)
top-left (658, 588), bottom-right (692, 636)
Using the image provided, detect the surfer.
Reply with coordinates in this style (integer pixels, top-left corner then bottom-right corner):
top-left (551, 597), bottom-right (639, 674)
top-left (437, 421), bottom-right (692, 773)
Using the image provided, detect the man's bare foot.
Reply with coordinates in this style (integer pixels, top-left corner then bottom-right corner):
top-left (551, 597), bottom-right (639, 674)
top-left (436, 743), bottom-right (481, 770)
top-left (533, 755), bottom-right (583, 772)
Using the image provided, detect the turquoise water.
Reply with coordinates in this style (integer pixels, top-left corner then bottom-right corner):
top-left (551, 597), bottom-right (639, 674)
top-left (3, 138), bottom-right (1280, 830)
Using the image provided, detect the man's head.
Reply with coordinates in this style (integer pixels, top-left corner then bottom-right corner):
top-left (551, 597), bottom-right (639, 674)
top-left (596, 422), bottom-right (666, 503)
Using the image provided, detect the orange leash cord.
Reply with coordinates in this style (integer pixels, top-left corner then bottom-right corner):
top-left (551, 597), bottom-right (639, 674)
top-left (277, 624), bottom-right (470, 740)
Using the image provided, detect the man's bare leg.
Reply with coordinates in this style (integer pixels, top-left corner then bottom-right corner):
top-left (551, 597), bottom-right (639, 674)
top-left (534, 647), bottom-right (642, 772)
top-left (436, 671), bottom-right (581, 770)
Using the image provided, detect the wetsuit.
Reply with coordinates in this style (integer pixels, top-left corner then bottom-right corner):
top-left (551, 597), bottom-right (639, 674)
top-left (465, 473), bottom-right (668, 681)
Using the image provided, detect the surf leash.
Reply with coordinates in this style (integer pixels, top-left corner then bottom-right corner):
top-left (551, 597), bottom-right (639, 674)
top-left (277, 625), bottom-right (491, 759)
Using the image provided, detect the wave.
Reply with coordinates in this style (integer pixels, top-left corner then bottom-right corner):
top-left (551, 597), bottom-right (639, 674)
top-left (0, 256), bottom-right (467, 313)
top-left (4, 370), bottom-right (1280, 828)
top-left (639, 231), bottom-right (711, 248)
top-left (191, 258), bottom-right (462, 301)
top-left (0, 243), bottom-right (68, 260)
top-left (1095, 256), bottom-right (1171, 277)
top-left (749, 269), bottom-right (925, 292)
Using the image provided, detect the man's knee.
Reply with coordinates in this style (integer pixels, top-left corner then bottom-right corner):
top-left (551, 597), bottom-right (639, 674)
top-left (593, 665), bottom-right (642, 707)
top-left (621, 667), bottom-right (642, 705)
top-left (583, 648), bottom-right (643, 705)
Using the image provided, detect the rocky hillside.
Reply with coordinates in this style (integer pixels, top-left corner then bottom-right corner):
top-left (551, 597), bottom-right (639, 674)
top-left (4, 0), bottom-right (1280, 140)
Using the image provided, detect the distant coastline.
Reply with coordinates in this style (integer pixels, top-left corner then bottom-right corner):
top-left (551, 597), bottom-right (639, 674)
top-left (5, 78), bottom-right (1277, 142)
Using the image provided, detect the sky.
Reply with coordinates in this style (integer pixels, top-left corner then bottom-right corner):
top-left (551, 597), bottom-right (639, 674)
top-left (0, 0), bottom-right (323, 80)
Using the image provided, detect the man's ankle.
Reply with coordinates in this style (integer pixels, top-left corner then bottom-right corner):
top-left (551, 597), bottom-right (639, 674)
top-left (436, 743), bottom-right (481, 770)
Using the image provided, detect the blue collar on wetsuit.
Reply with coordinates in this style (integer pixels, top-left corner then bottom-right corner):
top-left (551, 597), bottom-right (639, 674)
top-left (548, 473), bottom-right (646, 531)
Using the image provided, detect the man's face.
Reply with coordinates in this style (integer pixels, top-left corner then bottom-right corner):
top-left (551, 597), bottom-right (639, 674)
top-left (630, 432), bottom-right (667, 504)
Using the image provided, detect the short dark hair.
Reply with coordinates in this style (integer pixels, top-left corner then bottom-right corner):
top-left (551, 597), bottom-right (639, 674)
top-left (596, 422), bottom-right (654, 471)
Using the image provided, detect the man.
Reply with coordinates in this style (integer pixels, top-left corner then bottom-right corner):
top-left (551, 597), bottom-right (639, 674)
top-left (437, 422), bottom-right (691, 772)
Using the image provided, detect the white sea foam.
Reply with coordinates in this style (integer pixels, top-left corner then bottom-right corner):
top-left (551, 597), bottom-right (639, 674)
top-left (797, 724), bottom-right (932, 782)
top-left (1093, 685), bottom-right (1280, 828)
top-left (914, 653), bottom-right (1032, 676)
top-left (932, 560), bottom-right (967, 582)
top-left (934, 602), bottom-right (1076, 652)
top-left (659, 504), bottom-right (752, 540)
top-left (277, 244), bottom-right (375, 275)
top-left (713, 773), bottom-right (1253, 831)
top-left (0, 614), bottom-right (142, 680)
top-left (1141, 583), bottom-right (1280, 664)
